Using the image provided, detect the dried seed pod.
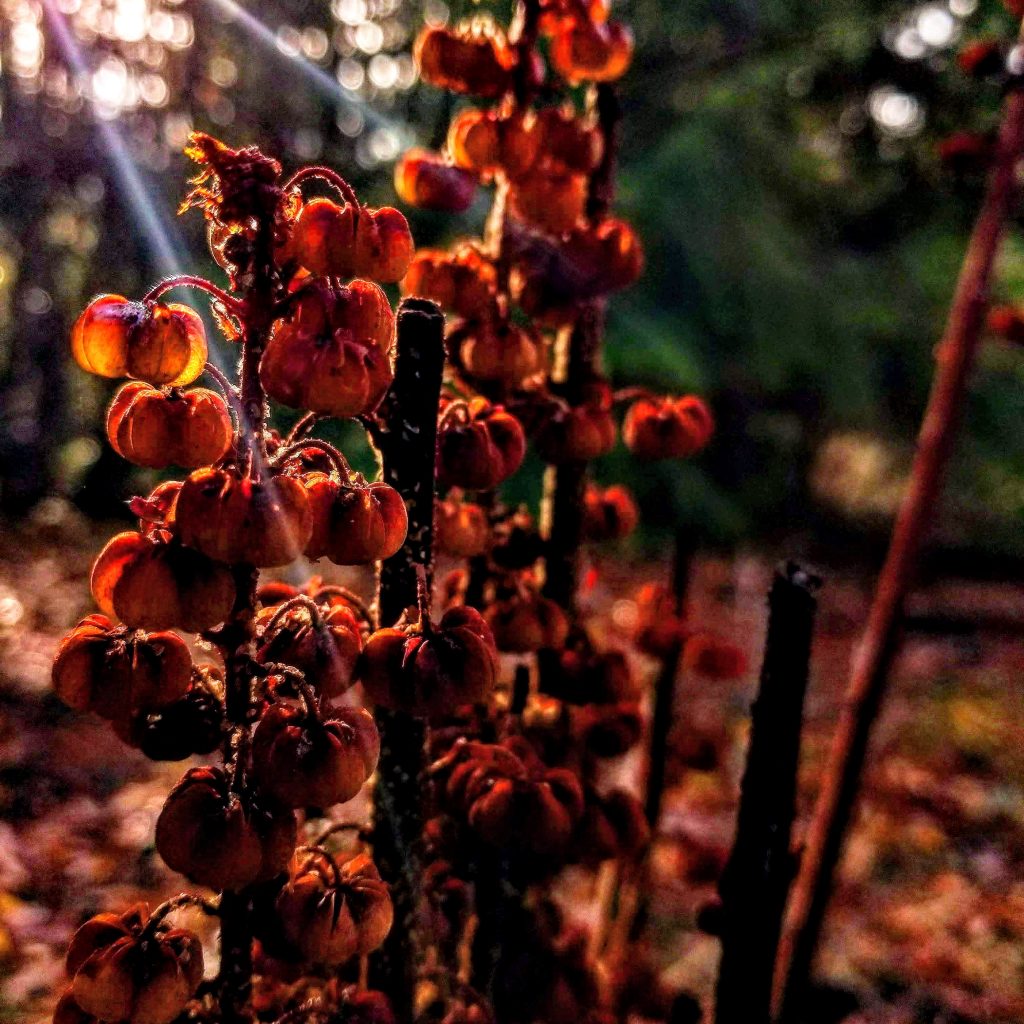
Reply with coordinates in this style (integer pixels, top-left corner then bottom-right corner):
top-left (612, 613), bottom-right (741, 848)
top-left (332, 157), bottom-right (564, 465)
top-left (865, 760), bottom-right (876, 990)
top-left (292, 198), bottom-right (414, 283)
top-left (534, 389), bottom-right (617, 464)
top-left (304, 475), bottom-right (408, 565)
top-left (394, 149), bottom-right (479, 212)
top-left (549, 19), bottom-right (633, 84)
top-left (155, 765), bottom-right (296, 890)
top-left (268, 849), bottom-right (393, 965)
top-left (484, 593), bottom-right (569, 652)
top-left (508, 172), bottom-right (587, 236)
top-left (133, 669), bottom-right (226, 762)
top-left (90, 532), bottom-right (235, 633)
top-left (401, 245), bottom-right (499, 322)
top-left (573, 788), bottom-right (650, 864)
top-left (414, 23), bottom-right (516, 97)
top-left (435, 739), bottom-right (584, 857)
top-left (251, 703), bottom-right (380, 808)
top-left (72, 296), bottom-right (207, 387)
top-left (358, 606), bottom-right (497, 719)
top-left (622, 395), bottom-right (714, 460)
top-left (65, 905), bottom-right (204, 1024)
top-left (52, 615), bottom-right (192, 731)
top-left (575, 701), bottom-right (643, 758)
top-left (437, 398), bottom-right (526, 491)
top-left (457, 321), bottom-right (543, 387)
top-left (260, 279), bottom-right (395, 419)
top-left (448, 107), bottom-right (539, 181)
top-left (582, 484), bottom-right (638, 541)
top-left (173, 466), bottom-right (313, 567)
top-left (534, 106), bottom-right (604, 174)
top-left (257, 601), bottom-right (364, 700)
top-left (106, 383), bottom-right (232, 469)
top-left (435, 498), bottom-right (491, 558)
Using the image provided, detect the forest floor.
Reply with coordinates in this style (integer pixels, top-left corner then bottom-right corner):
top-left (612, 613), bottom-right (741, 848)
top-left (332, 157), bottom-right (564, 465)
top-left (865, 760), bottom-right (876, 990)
top-left (2, 502), bottom-right (1024, 1024)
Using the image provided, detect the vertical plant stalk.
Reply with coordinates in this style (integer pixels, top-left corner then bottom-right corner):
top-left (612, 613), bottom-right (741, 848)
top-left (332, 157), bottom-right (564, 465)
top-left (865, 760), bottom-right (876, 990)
top-left (215, 216), bottom-right (276, 1024)
top-left (772, 86), bottom-right (1024, 1022)
top-left (644, 530), bottom-right (693, 829)
top-left (370, 297), bottom-right (446, 1021)
top-left (540, 85), bottom-right (621, 609)
top-left (714, 563), bottom-right (819, 1024)
top-left (606, 531), bottom-right (693, 960)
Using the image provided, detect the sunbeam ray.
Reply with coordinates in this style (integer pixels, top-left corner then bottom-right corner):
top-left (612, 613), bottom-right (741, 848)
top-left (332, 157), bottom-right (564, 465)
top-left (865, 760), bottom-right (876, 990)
top-left (203, 0), bottom-right (412, 138)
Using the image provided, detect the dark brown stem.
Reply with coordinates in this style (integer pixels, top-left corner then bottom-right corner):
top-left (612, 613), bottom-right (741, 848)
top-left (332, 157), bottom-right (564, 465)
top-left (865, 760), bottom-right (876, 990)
top-left (714, 563), bottom-right (820, 1024)
top-left (214, 183), bottom-right (280, 1024)
top-left (643, 530), bottom-right (692, 829)
top-left (285, 411), bottom-right (319, 445)
top-left (272, 438), bottom-right (354, 480)
top-left (369, 297), bottom-right (446, 1024)
top-left (284, 165), bottom-right (360, 210)
top-left (772, 86), bottom-right (1024, 1023)
top-left (263, 593), bottom-right (325, 636)
top-left (539, 84), bottom-right (621, 610)
top-left (539, 305), bottom-right (602, 610)
top-left (143, 274), bottom-right (244, 315)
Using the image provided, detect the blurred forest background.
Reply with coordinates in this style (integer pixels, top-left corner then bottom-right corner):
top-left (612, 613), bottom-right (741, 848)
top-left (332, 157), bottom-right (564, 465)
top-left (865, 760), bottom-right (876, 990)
top-left (2, 0), bottom-right (1023, 565)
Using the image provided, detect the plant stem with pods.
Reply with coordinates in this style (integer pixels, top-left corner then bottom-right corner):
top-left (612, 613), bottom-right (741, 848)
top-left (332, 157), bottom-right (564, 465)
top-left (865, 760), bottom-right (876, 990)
top-left (213, 213), bottom-right (278, 1024)
top-left (368, 297), bottom-right (446, 1023)
top-left (540, 83), bottom-right (621, 609)
top-left (714, 563), bottom-right (819, 1024)
top-left (772, 80), bottom-right (1024, 1023)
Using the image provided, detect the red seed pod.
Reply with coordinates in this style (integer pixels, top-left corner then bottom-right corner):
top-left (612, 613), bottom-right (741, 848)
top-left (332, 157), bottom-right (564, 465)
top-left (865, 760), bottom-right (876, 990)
top-left (622, 395), bottom-right (714, 460)
top-left (484, 593), bottom-right (569, 652)
top-left (448, 107), bottom-right (540, 181)
top-left (437, 398), bottom-right (526, 490)
top-left (106, 383), bottom-right (233, 469)
top-left (435, 739), bottom-right (584, 856)
top-left (682, 631), bottom-right (747, 680)
top-left (457, 321), bottom-right (544, 386)
top-left (260, 279), bottom-right (395, 418)
top-left (582, 484), bottom-right (638, 541)
top-left (52, 615), bottom-right (192, 728)
top-left (401, 246), bottom-right (499, 322)
top-left (291, 198), bottom-right (414, 284)
top-left (987, 304), bottom-right (1024, 344)
top-left (634, 583), bottom-right (686, 659)
top-left (534, 107), bottom-right (604, 174)
top-left (257, 601), bottom-right (363, 700)
top-left (540, 643), bottom-right (636, 705)
top-left (535, 391), bottom-right (617, 464)
top-left (304, 474), bottom-right (409, 565)
top-left (508, 171), bottom-right (587, 236)
top-left (53, 990), bottom-right (97, 1024)
top-left (65, 905), bottom-right (204, 1024)
top-left (71, 295), bottom-right (208, 387)
top-left (173, 466), bottom-right (313, 567)
top-left (90, 531), bottom-right (236, 633)
top-left (358, 606), bottom-right (498, 719)
top-left (549, 19), bottom-right (633, 84)
top-left (395, 149), bottom-right (479, 212)
top-left (155, 765), bottom-right (296, 890)
top-left (251, 703), bottom-right (381, 808)
top-left (414, 23), bottom-right (516, 97)
top-left (563, 218), bottom-right (644, 294)
top-left (574, 787), bottom-right (650, 864)
top-left (576, 701), bottom-right (643, 758)
top-left (133, 665), bottom-right (226, 762)
top-left (269, 849), bottom-right (393, 965)
top-left (435, 498), bottom-right (491, 558)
